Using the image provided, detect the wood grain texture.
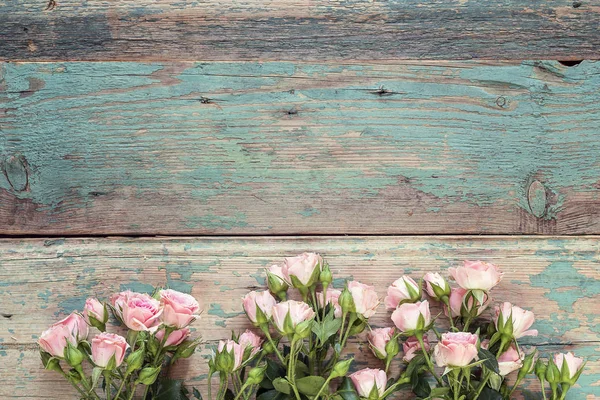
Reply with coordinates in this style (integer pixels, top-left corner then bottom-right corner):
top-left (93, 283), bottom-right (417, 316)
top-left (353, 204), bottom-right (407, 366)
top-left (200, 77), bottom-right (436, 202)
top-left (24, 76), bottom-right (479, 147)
top-left (0, 236), bottom-right (598, 398)
top-left (2, 60), bottom-right (600, 235)
top-left (0, 1), bottom-right (598, 61)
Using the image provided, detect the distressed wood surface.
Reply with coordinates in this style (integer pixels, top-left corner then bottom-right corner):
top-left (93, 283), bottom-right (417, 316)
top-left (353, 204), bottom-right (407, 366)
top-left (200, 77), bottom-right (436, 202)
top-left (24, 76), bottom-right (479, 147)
top-left (0, 236), bottom-right (598, 398)
top-left (1, 1), bottom-right (599, 61)
top-left (2, 60), bottom-right (600, 235)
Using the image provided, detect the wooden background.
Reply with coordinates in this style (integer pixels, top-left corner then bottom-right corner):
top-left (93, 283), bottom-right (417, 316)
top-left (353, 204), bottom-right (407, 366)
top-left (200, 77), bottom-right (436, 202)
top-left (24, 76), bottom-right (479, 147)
top-left (0, 1), bottom-right (599, 399)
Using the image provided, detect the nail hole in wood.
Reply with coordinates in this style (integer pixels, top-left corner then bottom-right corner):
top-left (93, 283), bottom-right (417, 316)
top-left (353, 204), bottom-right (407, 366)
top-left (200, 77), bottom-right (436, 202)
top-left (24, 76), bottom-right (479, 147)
top-left (572, 1), bottom-right (582, 8)
top-left (558, 60), bottom-right (583, 67)
top-left (1, 313), bottom-right (13, 319)
top-left (527, 180), bottom-right (547, 218)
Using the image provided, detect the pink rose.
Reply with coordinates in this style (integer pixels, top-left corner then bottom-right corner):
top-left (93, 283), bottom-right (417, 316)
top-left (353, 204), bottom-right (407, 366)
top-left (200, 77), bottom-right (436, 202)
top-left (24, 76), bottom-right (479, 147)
top-left (391, 301), bottom-right (431, 333)
top-left (316, 288), bottom-right (342, 318)
top-left (238, 329), bottom-right (263, 357)
top-left (156, 327), bottom-right (190, 347)
top-left (554, 352), bottom-right (584, 380)
top-left (242, 291), bottom-right (277, 325)
top-left (83, 298), bottom-right (107, 325)
top-left (494, 302), bottom-right (538, 338)
top-left (272, 300), bottom-right (315, 334)
top-left (347, 281), bottom-right (380, 318)
top-left (58, 313), bottom-right (89, 342)
top-left (218, 339), bottom-right (245, 371)
top-left (268, 265), bottom-right (289, 284)
top-left (449, 260), bottom-right (503, 291)
top-left (91, 332), bottom-right (129, 368)
top-left (403, 335), bottom-right (430, 362)
top-left (497, 344), bottom-right (524, 376)
top-left (349, 368), bottom-right (387, 398)
top-left (283, 252), bottom-right (322, 287)
top-left (423, 273), bottom-right (451, 300)
top-left (433, 332), bottom-right (479, 368)
top-left (447, 287), bottom-right (490, 318)
top-left (110, 290), bottom-right (134, 319)
top-left (368, 327), bottom-right (395, 359)
top-left (160, 289), bottom-right (202, 329)
top-left (39, 324), bottom-right (76, 357)
top-left (121, 292), bottom-right (162, 331)
top-left (384, 276), bottom-right (421, 309)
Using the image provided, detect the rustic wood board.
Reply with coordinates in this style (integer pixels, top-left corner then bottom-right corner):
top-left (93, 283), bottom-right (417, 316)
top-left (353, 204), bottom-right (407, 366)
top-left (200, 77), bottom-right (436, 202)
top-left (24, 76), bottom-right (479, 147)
top-left (1, 1), bottom-right (598, 61)
top-left (0, 236), bottom-right (598, 398)
top-left (2, 60), bottom-right (600, 235)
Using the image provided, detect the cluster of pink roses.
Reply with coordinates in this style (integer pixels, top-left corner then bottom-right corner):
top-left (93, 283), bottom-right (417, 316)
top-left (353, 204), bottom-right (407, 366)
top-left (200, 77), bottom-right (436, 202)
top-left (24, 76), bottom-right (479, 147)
top-left (38, 288), bottom-right (202, 399)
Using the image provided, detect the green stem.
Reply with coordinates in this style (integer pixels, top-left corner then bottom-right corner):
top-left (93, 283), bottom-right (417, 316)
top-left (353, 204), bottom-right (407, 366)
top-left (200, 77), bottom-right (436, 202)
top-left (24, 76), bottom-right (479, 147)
top-left (452, 369), bottom-right (461, 400)
top-left (127, 383), bottom-right (138, 400)
top-left (314, 376), bottom-right (333, 400)
top-left (442, 298), bottom-right (457, 331)
top-left (114, 373), bottom-right (128, 399)
top-left (208, 371), bottom-right (214, 400)
top-left (142, 385), bottom-right (150, 400)
top-left (340, 314), bottom-right (357, 349)
top-left (463, 316), bottom-right (472, 331)
top-left (105, 373), bottom-right (113, 400)
top-left (380, 376), bottom-right (410, 399)
top-left (473, 373), bottom-right (490, 399)
top-left (261, 327), bottom-right (285, 364)
top-left (338, 312), bottom-right (347, 342)
top-left (416, 333), bottom-right (443, 385)
top-left (60, 370), bottom-right (88, 398)
top-left (287, 340), bottom-right (302, 400)
top-left (321, 283), bottom-right (329, 321)
top-left (233, 382), bottom-right (251, 400)
top-left (507, 376), bottom-right (523, 399)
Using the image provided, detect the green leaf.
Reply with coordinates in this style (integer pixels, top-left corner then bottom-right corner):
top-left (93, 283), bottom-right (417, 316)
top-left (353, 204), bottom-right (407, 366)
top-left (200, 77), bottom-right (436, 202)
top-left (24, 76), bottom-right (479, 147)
top-left (265, 358), bottom-right (286, 382)
top-left (337, 377), bottom-right (360, 400)
top-left (153, 379), bottom-right (188, 400)
top-left (412, 373), bottom-right (431, 398)
top-left (193, 387), bottom-right (202, 400)
top-left (272, 378), bottom-right (292, 395)
top-left (296, 376), bottom-right (327, 396)
top-left (478, 349), bottom-right (500, 374)
top-left (256, 389), bottom-right (291, 400)
top-left (312, 311), bottom-right (342, 346)
top-left (294, 360), bottom-right (310, 378)
top-left (477, 386), bottom-right (503, 400)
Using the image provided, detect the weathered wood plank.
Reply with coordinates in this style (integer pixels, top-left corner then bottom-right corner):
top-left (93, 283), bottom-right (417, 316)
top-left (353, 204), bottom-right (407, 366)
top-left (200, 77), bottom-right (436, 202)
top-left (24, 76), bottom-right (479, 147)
top-left (0, 236), bottom-right (598, 398)
top-left (0, 1), bottom-right (598, 61)
top-left (2, 61), bottom-right (600, 235)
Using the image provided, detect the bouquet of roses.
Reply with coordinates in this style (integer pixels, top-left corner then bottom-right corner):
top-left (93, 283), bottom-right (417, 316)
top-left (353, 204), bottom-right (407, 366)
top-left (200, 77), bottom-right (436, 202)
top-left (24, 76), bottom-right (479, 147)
top-left (38, 288), bottom-right (203, 400)
top-left (209, 254), bottom-right (585, 400)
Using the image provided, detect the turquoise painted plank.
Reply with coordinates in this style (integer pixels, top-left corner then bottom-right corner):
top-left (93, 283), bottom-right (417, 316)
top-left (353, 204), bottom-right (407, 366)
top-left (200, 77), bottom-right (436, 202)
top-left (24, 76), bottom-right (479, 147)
top-left (1, 61), bottom-right (600, 234)
top-left (0, 1), bottom-right (598, 60)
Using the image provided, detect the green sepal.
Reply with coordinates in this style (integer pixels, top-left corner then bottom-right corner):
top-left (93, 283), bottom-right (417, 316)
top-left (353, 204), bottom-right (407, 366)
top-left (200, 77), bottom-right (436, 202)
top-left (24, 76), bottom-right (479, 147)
top-left (136, 366), bottom-right (162, 385)
top-left (126, 346), bottom-right (145, 374)
top-left (91, 367), bottom-right (103, 390)
top-left (331, 358), bottom-right (354, 378)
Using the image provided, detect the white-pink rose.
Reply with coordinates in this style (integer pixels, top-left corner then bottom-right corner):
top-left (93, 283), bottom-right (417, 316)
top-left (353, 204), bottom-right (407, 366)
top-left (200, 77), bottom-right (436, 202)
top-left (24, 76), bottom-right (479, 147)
top-left (447, 287), bottom-right (490, 318)
top-left (384, 276), bottom-right (421, 309)
top-left (494, 302), bottom-right (538, 338)
top-left (242, 290), bottom-right (277, 325)
top-left (38, 324), bottom-right (76, 357)
top-left (347, 281), bottom-right (380, 318)
top-left (368, 327), bottom-right (395, 359)
top-left (554, 352), bottom-right (585, 380)
top-left (391, 301), bottom-right (431, 333)
top-left (403, 335), bottom-right (430, 362)
top-left (316, 288), bottom-right (342, 318)
top-left (497, 344), bottom-right (524, 376)
top-left (449, 260), bottom-right (503, 291)
top-left (283, 252), bottom-right (322, 287)
top-left (110, 290), bottom-right (133, 319)
top-left (349, 368), bottom-right (387, 398)
top-left (160, 289), bottom-right (202, 329)
top-left (91, 332), bottom-right (129, 368)
top-left (433, 332), bottom-right (479, 368)
top-left (272, 300), bottom-right (315, 334)
top-left (83, 298), bottom-right (107, 325)
top-left (156, 327), bottom-right (190, 347)
top-left (121, 292), bottom-right (162, 331)
top-left (423, 273), bottom-right (451, 300)
top-left (218, 339), bottom-right (245, 371)
top-left (238, 329), bottom-right (263, 357)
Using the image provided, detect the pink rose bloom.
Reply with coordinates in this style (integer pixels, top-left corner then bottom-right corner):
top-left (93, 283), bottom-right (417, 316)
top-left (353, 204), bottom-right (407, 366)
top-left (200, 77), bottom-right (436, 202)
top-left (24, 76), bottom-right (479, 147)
top-left (347, 281), bottom-right (380, 318)
top-left (38, 324), bottom-right (76, 357)
top-left (403, 335), bottom-right (430, 362)
top-left (391, 301), bottom-right (431, 332)
top-left (368, 327), bottom-right (395, 359)
top-left (433, 332), bottom-right (479, 368)
top-left (272, 300), bottom-right (315, 333)
top-left (242, 290), bottom-right (277, 324)
top-left (554, 352), bottom-right (585, 379)
top-left (316, 288), bottom-right (342, 318)
top-left (349, 368), bottom-right (387, 398)
top-left (268, 264), bottom-right (289, 284)
top-left (384, 276), bottom-right (421, 309)
top-left (283, 252), bottom-right (322, 286)
top-left (58, 313), bottom-right (89, 342)
top-left (497, 344), bottom-right (524, 376)
top-left (239, 329), bottom-right (263, 357)
top-left (494, 302), bottom-right (538, 338)
top-left (121, 292), bottom-right (162, 331)
top-left (447, 287), bottom-right (490, 318)
top-left (160, 289), bottom-right (202, 329)
top-left (83, 298), bottom-right (106, 324)
top-left (218, 339), bottom-right (245, 371)
top-left (449, 260), bottom-right (503, 291)
top-left (110, 290), bottom-right (134, 319)
top-left (91, 332), bottom-right (129, 368)
top-left (156, 327), bottom-right (190, 347)
top-left (423, 273), bottom-right (450, 300)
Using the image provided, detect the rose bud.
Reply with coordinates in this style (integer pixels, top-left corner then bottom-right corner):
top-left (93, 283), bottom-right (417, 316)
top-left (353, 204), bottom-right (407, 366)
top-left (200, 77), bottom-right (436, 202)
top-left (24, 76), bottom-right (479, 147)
top-left (347, 281), bottom-right (380, 319)
top-left (497, 344), bottom-right (524, 376)
top-left (91, 332), bottom-right (129, 369)
top-left (238, 329), bottom-right (263, 357)
top-left (242, 290), bottom-right (277, 326)
top-left (391, 300), bottom-right (431, 333)
top-left (494, 302), bottom-right (538, 339)
top-left (217, 339), bottom-right (245, 372)
top-left (39, 324), bottom-right (77, 358)
top-left (367, 327), bottom-right (396, 360)
top-left (59, 313), bottom-right (89, 343)
top-left (247, 365), bottom-right (267, 386)
top-left (121, 292), bottom-right (162, 331)
top-left (156, 327), bottom-right (190, 347)
top-left (403, 335), bottom-right (430, 362)
top-left (423, 273), bottom-right (451, 301)
top-left (433, 332), bottom-right (479, 368)
top-left (349, 368), bottom-right (387, 399)
top-left (384, 276), bottom-right (421, 309)
top-left (331, 358), bottom-right (354, 379)
top-left (316, 288), bottom-right (343, 318)
top-left (160, 289), bottom-right (202, 329)
top-left (517, 350), bottom-right (537, 381)
top-left (448, 260), bottom-right (503, 291)
top-left (283, 252), bottom-right (322, 289)
top-left (554, 352), bottom-right (585, 384)
top-left (83, 298), bottom-right (108, 330)
top-left (447, 287), bottom-right (490, 318)
top-left (320, 263), bottom-right (333, 286)
top-left (272, 300), bottom-right (315, 336)
top-left (266, 264), bottom-right (289, 299)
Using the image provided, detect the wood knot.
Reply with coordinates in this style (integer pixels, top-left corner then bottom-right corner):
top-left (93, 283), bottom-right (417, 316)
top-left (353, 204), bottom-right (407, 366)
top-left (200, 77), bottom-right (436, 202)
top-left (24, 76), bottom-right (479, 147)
top-left (495, 96), bottom-right (507, 108)
top-left (3, 155), bottom-right (29, 192)
top-left (527, 180), bottom-right (547, 218)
